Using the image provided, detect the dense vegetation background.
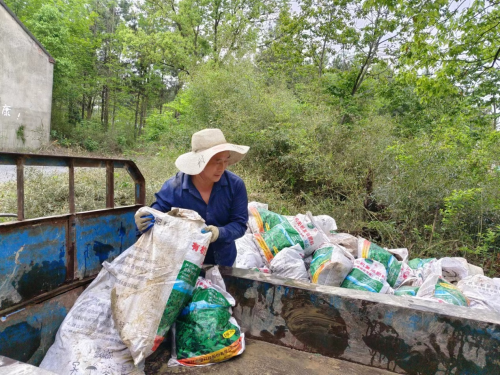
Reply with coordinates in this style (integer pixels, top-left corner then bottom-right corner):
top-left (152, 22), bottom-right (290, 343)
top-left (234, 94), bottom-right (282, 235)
top-left (4, 0), bottom-right (500, 275)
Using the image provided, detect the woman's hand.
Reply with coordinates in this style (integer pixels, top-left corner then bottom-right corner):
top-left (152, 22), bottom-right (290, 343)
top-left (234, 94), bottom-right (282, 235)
top-left (202, 225), bottom-right (219, 243)
top-left (135, 211), bottom-right (154, 233)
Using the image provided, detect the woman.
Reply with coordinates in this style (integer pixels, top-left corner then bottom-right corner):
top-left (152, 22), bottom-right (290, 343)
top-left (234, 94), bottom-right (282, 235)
top-left (135, 128), bottom-right (250, 266)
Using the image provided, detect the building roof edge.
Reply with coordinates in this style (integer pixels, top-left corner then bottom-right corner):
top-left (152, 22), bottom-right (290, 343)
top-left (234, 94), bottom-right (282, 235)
top-left (0, 0), bottom-right (55, 64)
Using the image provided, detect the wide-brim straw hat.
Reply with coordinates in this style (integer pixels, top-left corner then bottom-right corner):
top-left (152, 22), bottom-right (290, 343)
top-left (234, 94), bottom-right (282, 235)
top-left (175, 128), bottom-right (250, 175)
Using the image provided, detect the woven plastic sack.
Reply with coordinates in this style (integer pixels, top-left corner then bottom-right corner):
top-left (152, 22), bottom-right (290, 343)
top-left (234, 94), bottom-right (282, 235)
top-left (468, 263), bottom-right (484, 277)
top-left (269, 245), bottom-right (309, 282)
top-left (387, 248), bottom-right (409, 263)
top-left (439, 257), bottom-right (469, 283)
top-left (416, 274), bottom-right (469, 306)
top-left (168, 267), bottom-right (245, 367)
top-left (309, 243), bottom-right (354, 286)
top-left (457, 275), bottom-right (500, 312)
top-left (311, 215), bottom-right (337, 237)
top-left (407, 258), bottom-right (441, 286)
top-left (234, 233), bottom-right (265, 269)
top-left (327, 233), bottom-right (358, 257)
top-left (407, 258), bottom-right (437, 270)
top-left (409, 257), bottom-right (470, 286)
top-left (253, 212), bottom-right (327, 264)
top-left (113, 207), bottom-right (209, 361)
top-left (247, 202), bottom-right (287, 234)
top-left (357, 238), bottom-right (405, 287)
top-left (40, 207), bottom-right (210, 374)
top-left (341, 258), bottom-right (392, 294)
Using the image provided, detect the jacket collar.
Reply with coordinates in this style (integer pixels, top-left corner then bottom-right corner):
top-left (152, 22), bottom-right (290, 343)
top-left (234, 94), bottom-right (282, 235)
top-left (182, 171), bottom-right (228, 196)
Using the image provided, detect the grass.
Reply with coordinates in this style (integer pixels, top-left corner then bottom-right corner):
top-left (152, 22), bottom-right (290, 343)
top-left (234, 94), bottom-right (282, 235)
top-left (0, 143), bottom-right (307, 221)
top-left (1, 142), bottom-right (498, 278)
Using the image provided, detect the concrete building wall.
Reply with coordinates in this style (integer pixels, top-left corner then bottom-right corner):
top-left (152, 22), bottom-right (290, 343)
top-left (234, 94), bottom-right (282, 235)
top-left (0, 2), bottom-right (54, 150)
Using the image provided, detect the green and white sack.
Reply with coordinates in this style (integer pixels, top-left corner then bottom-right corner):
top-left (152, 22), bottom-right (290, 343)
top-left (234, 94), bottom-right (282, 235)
top-left (247, 202), bottom-right (287, 233)
top-left (253, 212), bottom-right (327, 264)
top-left (357, 238), bottom-right (411, 288)
top-left (168, 267), bottom-right (245, 367)
top-left (407, 258), bottom-right (440, 286)
top-left (341, 258), bottom-right (392, 294)
top-left (416, 274), bottom-right (469, 306)
top-left (309, 243), bottom-right (354, 286)
top-left (40, 207), bottom-right (210, 374)
top-left (394, 285), bottom-right (420, 296)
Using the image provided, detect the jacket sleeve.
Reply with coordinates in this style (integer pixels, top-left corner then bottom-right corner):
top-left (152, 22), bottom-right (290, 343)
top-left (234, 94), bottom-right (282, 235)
top-left (151, 180), bottom-right (173, 213)
top-left (216, 178), bottom-right (248, 244)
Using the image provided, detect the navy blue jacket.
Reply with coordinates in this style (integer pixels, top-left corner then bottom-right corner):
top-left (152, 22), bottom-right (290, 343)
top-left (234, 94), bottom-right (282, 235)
top-left (151, 170), bottom-right (248, 266)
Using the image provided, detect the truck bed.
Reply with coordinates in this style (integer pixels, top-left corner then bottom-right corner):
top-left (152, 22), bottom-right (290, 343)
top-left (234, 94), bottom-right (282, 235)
top-left (145, 339), bottom-right (394, 375)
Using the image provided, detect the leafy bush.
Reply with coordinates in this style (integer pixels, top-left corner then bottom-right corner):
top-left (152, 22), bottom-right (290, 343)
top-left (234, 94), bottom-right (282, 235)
top-left (50, 120), bottom-right (133, 153)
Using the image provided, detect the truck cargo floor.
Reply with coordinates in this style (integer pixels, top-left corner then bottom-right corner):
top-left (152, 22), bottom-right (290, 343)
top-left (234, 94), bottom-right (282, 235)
top-left (145, 339), bottom-right (395, 374)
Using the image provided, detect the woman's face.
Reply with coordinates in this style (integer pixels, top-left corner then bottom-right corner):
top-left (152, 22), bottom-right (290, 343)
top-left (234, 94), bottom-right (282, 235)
top-left (199, 151), bottom-right (230, 183)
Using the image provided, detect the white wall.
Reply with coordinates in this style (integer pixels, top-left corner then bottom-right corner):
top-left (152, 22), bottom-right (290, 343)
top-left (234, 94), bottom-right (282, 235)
top-left (0, 4), bottom-right (54, 150)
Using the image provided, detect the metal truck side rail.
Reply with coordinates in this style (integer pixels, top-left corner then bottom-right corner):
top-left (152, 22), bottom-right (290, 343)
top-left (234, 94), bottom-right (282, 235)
top-left (0, 152), bottom-right (145, 364)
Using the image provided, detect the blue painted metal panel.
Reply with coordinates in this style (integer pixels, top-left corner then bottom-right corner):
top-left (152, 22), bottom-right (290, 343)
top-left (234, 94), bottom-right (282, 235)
top-left (0, 153), bottom-right (145, 367)
top-left (0, 287), bottom-right (84, 366)
top-left (221, 267), bottom-right (500, 375)
top-left (75, 210), bottom-right (137, 278)
top-left (0, 222), bottom-right (67, 311)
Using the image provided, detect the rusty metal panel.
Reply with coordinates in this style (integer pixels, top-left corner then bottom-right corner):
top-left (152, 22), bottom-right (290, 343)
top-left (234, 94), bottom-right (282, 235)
top-left (74, 208), bottom-right (137, 279)
top-left (0, 152), bottom-right (145, 365)
top-left (0, 287), bottom-right (84, 366)
top-left (0, 152), bottom-right (146, 208)
top-left (0, 219), bottom-right (67, 311)
top-left (221, 267), bottom-right (500, 375)
top-left (106, 160), bottom-right (114, 209)
top-left (16, 156), bottom-right (24, 221)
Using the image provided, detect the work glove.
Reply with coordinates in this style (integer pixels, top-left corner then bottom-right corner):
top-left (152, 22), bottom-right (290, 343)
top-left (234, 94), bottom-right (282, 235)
top-left (135, 211), bottom-right (154, 233)
top-left (201, 225), bottom-right (219, 243)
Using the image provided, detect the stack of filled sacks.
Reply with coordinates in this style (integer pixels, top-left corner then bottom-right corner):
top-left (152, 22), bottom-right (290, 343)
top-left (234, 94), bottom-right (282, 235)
top-left (40, 207), bottom-right (211, 375)
top-left (235, 202), bottom-right (335, 280)
top-left (168, 267), bottom-right (245, 367)
top-left (234, 202), bottom-right (500, 314)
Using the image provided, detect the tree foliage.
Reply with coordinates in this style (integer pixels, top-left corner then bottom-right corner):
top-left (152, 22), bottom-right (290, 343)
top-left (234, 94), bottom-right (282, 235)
top-left (4, 0), bottom-right (500, 273)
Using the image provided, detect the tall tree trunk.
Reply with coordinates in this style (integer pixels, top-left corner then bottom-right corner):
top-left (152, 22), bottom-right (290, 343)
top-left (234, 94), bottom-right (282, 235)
top-left (134, 92), bottom-right (140, 140)
top-left (111, 90), bottom-right (116, 130)
top-left (86, 96), bottom-right (94, 120)
top-left (213, 1), bottom-right (222, 63)
top-left (159, 73), bottom-right (164, 114)
top-left (138, 95), bottom-right (147, 137)
top-left (102, 84), bottom-right (109, 130)
top-left (81, 94), bottom-right (85, 120)
top-left (493, 100), bottom-right (498, 130)
top-left (319, 37), bottom-right (328, 78)
top-left (340, 36), bottom-right (382, 125)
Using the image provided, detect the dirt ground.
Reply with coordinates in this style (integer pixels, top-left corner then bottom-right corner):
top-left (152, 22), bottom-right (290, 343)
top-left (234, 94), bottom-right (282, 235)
top-left (144, 338), bottom-right (395, 375)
